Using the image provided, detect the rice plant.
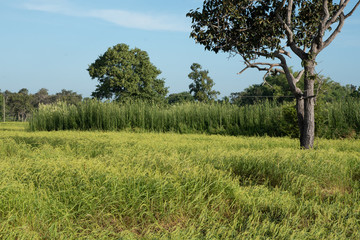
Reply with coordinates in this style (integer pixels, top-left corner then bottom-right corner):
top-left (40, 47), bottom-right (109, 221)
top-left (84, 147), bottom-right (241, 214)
top-left (1, 123), bottom-right (360, 239)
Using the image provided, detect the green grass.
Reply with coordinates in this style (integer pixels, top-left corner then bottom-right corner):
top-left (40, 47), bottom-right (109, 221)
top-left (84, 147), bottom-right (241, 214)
top-left (1, 122), bottom-right (360, 239)
top-left (0, 122), bottom-right (28, 131)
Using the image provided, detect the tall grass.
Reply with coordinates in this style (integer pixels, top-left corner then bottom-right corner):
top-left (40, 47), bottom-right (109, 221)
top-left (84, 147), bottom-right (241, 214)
top-left (1, 124), bottom-right (360, 239)
top-left (29, 99), bottom-right (360, 138)
top-left (317, 99), bottom-right (360, 138)
top-left (30, 100), bottom-right (285, 136)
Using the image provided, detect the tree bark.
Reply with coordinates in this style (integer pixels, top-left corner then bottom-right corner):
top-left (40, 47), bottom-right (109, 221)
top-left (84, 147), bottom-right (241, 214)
top-left (296, 97), bottom-right (305, 147)
top-left (2, 95), bottom-right (5, 122)
top-left (299, 61), bottom-right (316, 149)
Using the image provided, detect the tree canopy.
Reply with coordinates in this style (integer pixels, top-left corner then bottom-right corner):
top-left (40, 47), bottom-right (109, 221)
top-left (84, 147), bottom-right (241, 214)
top-left (187, 0), bottom-right (360, 148)
top-left (188, 63), bottom-right (219, 102)
top-left (167, 92), bottom-right (194, 105)
top-left (229, 72), bottom-right (352, 106)
top-left (88, 43), bottom-right (168, 102)
top-left (1, 89), bottom-right (82, 122)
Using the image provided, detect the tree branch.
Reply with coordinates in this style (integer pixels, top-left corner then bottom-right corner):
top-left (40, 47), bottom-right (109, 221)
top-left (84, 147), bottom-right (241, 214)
top-left (237, 51), bottom-right (303, 98)
top-left (295, 70), bottom-right (305, 83)
top-left (325, 0), bottom-right (350, 29)
top-left (345, 0), bottom-right (360, 19)
top-left (322, 13), bottom-right (345, 50)
top-left (273, 52), bottom-right (303, 97)
top-left (275, 1), bottom-right (306, 59)
top-left (315, 0), bottom-right (359, 52)
top-left (286, 0), bottom-right (293, 26)
top-left (240, 61), bottom-right (285, 85)
top-left (239, 61), bottom-right (283, 74)
top-left (315, 0), bottom-right (330, 51)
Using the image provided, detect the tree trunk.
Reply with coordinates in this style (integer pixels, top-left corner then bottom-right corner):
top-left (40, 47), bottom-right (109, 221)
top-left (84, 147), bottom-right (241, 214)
top-left (296, 97), bottom-right (305, 147)
top-left (298, 61), bottom-right (316, 149)
top-left (2, 95), bottom-right (5, 122)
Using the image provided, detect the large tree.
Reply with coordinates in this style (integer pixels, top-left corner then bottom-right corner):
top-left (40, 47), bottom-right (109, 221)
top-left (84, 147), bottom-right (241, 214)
top-left (88, 43), bottom-right (168, 102)
top-left (187, 0), bottom-right (359, 148)
top-left (188, 63), bottom-right (220, 102)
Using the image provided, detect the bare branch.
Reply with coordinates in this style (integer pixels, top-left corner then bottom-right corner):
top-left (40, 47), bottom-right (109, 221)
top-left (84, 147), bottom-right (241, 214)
top-left (238, 60), bottom-right (285, 87)
top-left (237, 51), bottom-right (303, 98)
top-left (325, 0), bottom-right (350, 29)
top-left (273, 52), bottom-right (304, 97)
top-left (295, 70), bottom-right (305, 83)
top-left (315, 0), bottom-right (359, 53)
top-left (278, 49), bottom-right (292, 58)
top-left (322, 13), bottom-right (345, 50)
top-left (286, 0), bottom-right (293, 26)
top-left (345, 0), bottom-right (360, 19)
top-left (275, 4), bottom-right (306, 59)
top-left (238, 61), bottom-right (282, 74)
top-left (322, 0), bottom-right (330, 21)
top-left (316, 0), bottom-right (330, 50)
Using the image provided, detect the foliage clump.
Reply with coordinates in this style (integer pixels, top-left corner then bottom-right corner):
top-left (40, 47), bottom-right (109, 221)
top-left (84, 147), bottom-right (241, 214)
top-left (88, 43), bottom-right (168, 103)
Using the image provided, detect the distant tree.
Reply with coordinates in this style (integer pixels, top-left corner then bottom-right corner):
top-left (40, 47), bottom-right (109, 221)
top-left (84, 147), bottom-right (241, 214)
top-left (7, 88), bottom-right (33, 121)
top-left (52, 89), bottom-right (82, 105)
top-left (88, 43), bottom-right (168, 102)
top-left (32, 88), bottom-right (51, 108)
top-left (187, 0), bottom-right (360, 148)
top-left (230, 73), bottom-right (295, 106)
top-left (0, 90), bottom-right (5, 122)
top-left (218, 96), bottom-right (230, 104)
top-left (167, 92), bottom-right (194, 104)
top-left (231, 72), bottom-right (352, 105)
top-left (349, 85), bottom-right (360, 99)
top-left (188, 63), bottom-right (219, 102)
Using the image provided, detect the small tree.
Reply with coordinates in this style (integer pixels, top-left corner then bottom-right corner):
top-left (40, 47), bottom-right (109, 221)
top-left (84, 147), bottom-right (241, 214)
top-left (188, 63), bottom-right (220, 102)
top-left (187, 0), bottom-right (359, 148)
top-left (88, 43), bottom-right (168, 102)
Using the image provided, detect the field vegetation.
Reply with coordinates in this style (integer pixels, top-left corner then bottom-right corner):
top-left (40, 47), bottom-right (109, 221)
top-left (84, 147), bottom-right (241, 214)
top-left (1, 122), bottom-right (360, 239)
top-left (30, 99), bottom-right (360, 139)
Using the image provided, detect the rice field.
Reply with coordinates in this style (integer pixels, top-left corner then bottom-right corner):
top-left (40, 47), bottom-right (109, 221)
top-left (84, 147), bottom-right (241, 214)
top-left (1, 122), bottom-right (360, 239)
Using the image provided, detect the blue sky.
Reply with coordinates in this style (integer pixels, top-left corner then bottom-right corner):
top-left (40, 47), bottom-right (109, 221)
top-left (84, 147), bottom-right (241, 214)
top-left (0, 0), bottom-right (359, 98)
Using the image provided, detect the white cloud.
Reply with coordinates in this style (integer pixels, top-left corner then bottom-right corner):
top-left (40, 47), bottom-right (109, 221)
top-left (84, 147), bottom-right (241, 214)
top-left (22, 1), bottom-right (189, 32)
top-left (23, 0), bottom-right (72, 14)
top-left (88, 9), bottom-right (189, 32)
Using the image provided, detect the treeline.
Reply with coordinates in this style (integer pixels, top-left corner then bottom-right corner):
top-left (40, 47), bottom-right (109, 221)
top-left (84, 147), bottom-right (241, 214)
top-left (228, 73), bottom-right (360, 106)
top-left (30, 99), bottom-right (360, 139)
top-left (169, 72), bottom-right (360, 106)
top-left (0, 88), bottom-right (82, 121)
